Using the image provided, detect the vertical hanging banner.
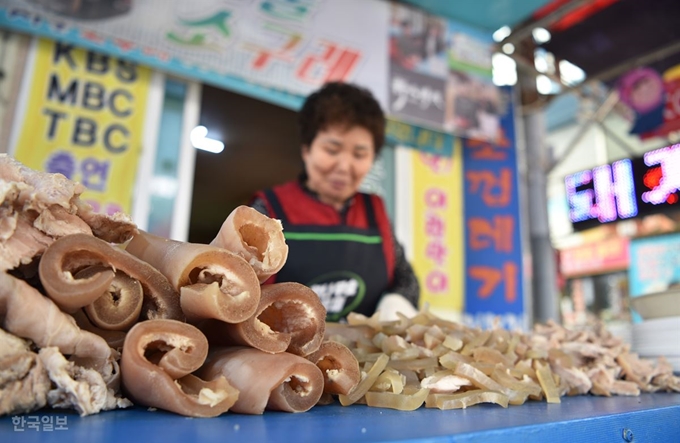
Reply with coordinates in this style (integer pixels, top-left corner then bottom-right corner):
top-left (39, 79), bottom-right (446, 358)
top-left (410, 143), bottom-right (464, 319)
top-left (463, 86), bottom-right (524, 329)
top-left (11, 38), bottom-right (151, 215)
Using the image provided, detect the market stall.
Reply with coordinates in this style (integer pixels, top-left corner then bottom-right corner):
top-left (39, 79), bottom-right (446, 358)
top-left (0, 0), bottom-right (529, 325)
top-left (0, 1), bottom-right (679, 441)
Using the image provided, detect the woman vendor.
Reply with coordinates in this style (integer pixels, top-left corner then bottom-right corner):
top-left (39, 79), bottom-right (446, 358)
top-left (250, 82), bottom-right (420, 322)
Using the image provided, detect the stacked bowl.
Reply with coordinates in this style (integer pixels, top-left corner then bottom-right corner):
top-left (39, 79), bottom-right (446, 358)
top-left (630, 288), bottom-right (680, 373)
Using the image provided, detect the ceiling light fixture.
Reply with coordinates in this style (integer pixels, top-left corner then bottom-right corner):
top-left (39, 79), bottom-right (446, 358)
top-left (492, 25), bottom-right (511, 42)
top-left (532, 27), bottom-right (551, 44)
top-left (502, 43), bottom-right (515, 55)
top-left (492, 53), bottom-right (517, 86)
top-left (190, 125), bottom-right (224, 154)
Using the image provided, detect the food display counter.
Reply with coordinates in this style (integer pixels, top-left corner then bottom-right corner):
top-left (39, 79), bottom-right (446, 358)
top-left (2, 393), bottom-right (679, 443)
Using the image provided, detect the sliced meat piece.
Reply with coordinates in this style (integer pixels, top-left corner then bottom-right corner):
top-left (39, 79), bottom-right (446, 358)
top-left (0, 271), bottom-right (115, 377)
top-left (0, 154), bottom-right (85, 212)
top-left (0, 329), bottom-right (51, 416)
top-left (0, 214), bottom-right (54, 272)
top-left (39, 347), bottom-right (131, 416)
top-left (552, 365), bottom-right (592, 395)
top-left (74, 200), bottom-right (137, 244)
top-left (33, 205), bottom-right (92, 238)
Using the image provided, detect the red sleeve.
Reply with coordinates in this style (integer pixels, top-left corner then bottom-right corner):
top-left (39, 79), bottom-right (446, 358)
top-left (261, 274), bottom-right (277, 285)
top-left (251, 190), bottom-right (277, 219)
top-left (369, 194), bottom-right (395, 285)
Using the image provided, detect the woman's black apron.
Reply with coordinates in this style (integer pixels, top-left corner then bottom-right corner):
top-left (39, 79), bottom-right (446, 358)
top-left (263, 189), bottom-right (389, 322)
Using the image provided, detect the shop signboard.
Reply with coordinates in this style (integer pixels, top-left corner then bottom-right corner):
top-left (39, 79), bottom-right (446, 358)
top-left (559, 237), bottom-right (630, 278)
top-left (388, 63), bottom-right (446, 128)
top-left (628, 232), bottom-right (680, 323)
top-left (1, 0), bottom-right (503, 138)
top-left (617, 64), bottom-right (680, 139)
top-left (408, 145), bottom-right (464, 320)
top-left (9, 37), bottom-right (151, 215)
top-left (388, 3), bottom-right (447, 130)
top-left (0, 0), bottom-right (388, 110)
top-left (462, 86), bottom-right (524, 329)
top-left (444, 19), bottom-right (502, 142)
top-left (565, 143), bottom-right (680, 231)
top-left (385, 119), bottom-right (454, 157)
top-left (387, 2), bottom-right (502, 141)
top-left (629, 233), bottom-right (680, 297)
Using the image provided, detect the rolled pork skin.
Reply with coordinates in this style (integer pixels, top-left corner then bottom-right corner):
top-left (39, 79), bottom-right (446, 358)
top-left (126, 230), bottom-right (261, 324)
top-left (39, 233), bottom-right (183, 322)
top-left (202, 282), bottom-right (326, 356)
top-left (76, 266), bottom-right (143, 331)
top-left (71, 310), bottom-right (127, 350)
top-left (305, 341), bottom-right (361, 396)
top-left (210, 205), bottom-right (288, 283)
top-left (197, 346), bottom-right (324, 414)
top-left (120, 319), bottom-right (238, 417)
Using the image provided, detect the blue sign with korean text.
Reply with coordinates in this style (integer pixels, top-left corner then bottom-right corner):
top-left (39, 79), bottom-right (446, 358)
top-left (385, 119), bottom-right (454, 157)
top-left (629, 232), bottom-right (680, 322)
top-left (462, 86), bottom-right (524, 330)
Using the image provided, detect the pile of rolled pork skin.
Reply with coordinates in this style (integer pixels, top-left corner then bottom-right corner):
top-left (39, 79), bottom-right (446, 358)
top-left (6, 155), bottom-right (677, 419)
top-left (0, 155), bottom-right (361, 417)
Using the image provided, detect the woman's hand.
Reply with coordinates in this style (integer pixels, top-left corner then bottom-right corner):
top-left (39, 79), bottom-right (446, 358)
top-left (376, 293), bottom-right (418, 321)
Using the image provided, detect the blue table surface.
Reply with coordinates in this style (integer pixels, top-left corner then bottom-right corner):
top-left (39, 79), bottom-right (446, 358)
top-left (1, 393), bottom-right (679, 443)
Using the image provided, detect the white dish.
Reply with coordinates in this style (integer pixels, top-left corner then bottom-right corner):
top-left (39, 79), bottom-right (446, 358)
top-left (632, 331), bottom-right (680, 341)
top-left (632, 317), bottom-right (680, 334)
top-left (632, 329), bottom-right (680, 340)
top-left (630, 289), bottom-right (680, 320)
top-left (633, 343), bottom-right (680, 356)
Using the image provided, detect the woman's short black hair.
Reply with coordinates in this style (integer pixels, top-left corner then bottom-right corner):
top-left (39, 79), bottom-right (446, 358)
top-left (298, 82), bottom-right (385, 156)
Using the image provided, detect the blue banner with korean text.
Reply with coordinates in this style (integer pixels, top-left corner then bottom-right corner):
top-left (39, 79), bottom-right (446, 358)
top-left (462, 86), bottom-right (525, 330)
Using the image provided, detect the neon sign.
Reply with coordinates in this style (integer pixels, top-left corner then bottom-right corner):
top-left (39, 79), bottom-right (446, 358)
top-left (566, 144), bottom-right (680, 231)
top-left (640, 145), bottom-right (680, 205)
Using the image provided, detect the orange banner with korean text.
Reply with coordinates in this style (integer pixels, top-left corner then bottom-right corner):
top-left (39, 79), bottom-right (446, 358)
top-left (11, 38), bottom-right (151, 215)
top-left (410, 143), bottom-right (464, 320)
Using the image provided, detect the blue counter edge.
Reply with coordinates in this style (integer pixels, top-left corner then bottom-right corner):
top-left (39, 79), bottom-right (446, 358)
top-left (1, 393), bottom-right (679, 443)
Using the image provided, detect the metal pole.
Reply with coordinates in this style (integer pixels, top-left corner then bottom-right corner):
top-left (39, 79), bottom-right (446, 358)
top-left (546, 88), bottom-right (619, 174)
top-left (502, 0), bottom-right (593, 46)
top-left (523, 108), bottom-right (560, 324)
top-left (512, 87), bottom-right (533, 330)
top-left (597, 121), bottom-right (639, 158)
top-left (515, 45), bottom-right (561, 326)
